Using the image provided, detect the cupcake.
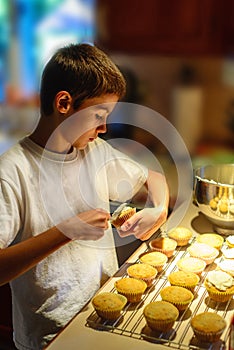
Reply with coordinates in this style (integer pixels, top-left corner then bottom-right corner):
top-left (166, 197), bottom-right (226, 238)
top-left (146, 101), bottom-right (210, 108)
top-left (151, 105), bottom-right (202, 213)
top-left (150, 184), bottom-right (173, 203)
top-left (111, 203), bottom-right (136, 228)
top-left (143, 301), bottom-right (179, 332)
top-left (167, 226), bottom-right (193, 246)
top-left (114, 277), bottom-right (147, 303)
top-left (226, 235), bottom-right (234, 248)
top-left (218, 259), bottom-right (234, 277)
top-left (222, 247), bottom-right (234, 259)
top-left (149, 237), bottom-right (177, 257)
top-left (204, 270), bottom-right (234, 302)
top-left (168, 270), bottom-right (199, 293)
top-left (126, 263), bottom-right (157, 287)
top-left (191, 312), bottom-right (226, 342)
top-left (176, 257), bottom-right (206, 276)
top-left (92, 292), bottom-right (127, 320)
top-left (196, 233), bottom-right (224, 250)
top-left (188, 242), bottom-right (219, 265)
top-left (160, 285), bottom-right (194, 311)
top-left (139, 251), bottom-right (168, 272)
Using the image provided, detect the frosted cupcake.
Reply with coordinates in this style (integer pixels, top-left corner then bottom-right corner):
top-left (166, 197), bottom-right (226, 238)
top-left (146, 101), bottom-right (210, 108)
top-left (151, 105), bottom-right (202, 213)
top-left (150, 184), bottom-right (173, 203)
top-left (160, 285), bottom-right (194, 311)
top-left (176, 257), bottom-right (206, 276)
top-left (92, 292), bottom-right (127, 320)
top-left (114, 277), bottom-right (147, 303)
top-left (139, 251), bottom-right (168, 272)
top-left (218, 259), bottom-right (234, 277)
top-left (204, 270), bottom-right (234, 302)
top-left (191, 312), bottom-right (226, 342)
top-left (167, 226), bottom-right (193, 246)
top-left (143, 301), bottom-right (179, 332)
top-left (188, 242), bottom-right (219, 265)
top-left (226, 235), bottom-right (234, 248)
top-left (149, 237), bottom-right (177, 257)
top-left (196, 233), bottom-right (224, 250)
top-left (168, 270), bottom-right (200, 293)
top-left (127, 263), bottom-right (157, 287)
top-left (111, 203), bottom-right (136, 228)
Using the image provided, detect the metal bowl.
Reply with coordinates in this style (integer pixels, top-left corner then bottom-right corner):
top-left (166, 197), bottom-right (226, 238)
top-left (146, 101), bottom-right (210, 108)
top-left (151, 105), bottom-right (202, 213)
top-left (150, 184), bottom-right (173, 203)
top-left (194, 164), bottom-right (234, 235)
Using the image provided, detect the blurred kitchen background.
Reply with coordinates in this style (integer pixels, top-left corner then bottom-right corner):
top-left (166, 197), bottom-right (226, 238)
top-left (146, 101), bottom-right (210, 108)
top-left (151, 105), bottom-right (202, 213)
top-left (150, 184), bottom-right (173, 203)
top-left (0, 0), bottom-right (234, 161)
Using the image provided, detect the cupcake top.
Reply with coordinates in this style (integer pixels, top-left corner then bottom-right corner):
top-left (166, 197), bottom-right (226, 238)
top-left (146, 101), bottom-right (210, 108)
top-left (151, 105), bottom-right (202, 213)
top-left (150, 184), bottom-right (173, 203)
top-left (143, 301), bottom-right (179, 321)
top-left (127, 263), bottom-right (157, 279)
top-left (196, 233), bottom-right (224, 250)
top-left (191, 312), bottom-right (226, 333)
top-left (176, 256), bottom-right (206, 274)
top-left (168, 270), bottom-right (199, 287)
top-left (222, 247), bottom-right (234, 259)
top-left (92, 292), bottom-right (127, 310)
top-left (139, 251), bottom-right (168, 266)
top-left (111, 203), bottom-right (134, 221)
top-left (168, 227), bottom-right (193, 241)
top-left (149, 237), bottom-right (177, 251)
top-left (160, 285), bottom-right (194, 303)
top-left (188, 242), bottom-right (219, 258)
top-left (205, 270), bottom-right (234, 291)
top-left (226, 235), bottom-right (234, 246)
top-left (218, 259), bottom-right (234, 276)
top-left (115, 277), bottom-right (147, 293)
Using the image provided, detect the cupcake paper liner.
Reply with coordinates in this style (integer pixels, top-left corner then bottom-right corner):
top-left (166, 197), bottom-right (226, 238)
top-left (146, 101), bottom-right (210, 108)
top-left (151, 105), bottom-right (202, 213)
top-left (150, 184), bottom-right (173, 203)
top-left (111, 208), bottom-right (136, 228)
top-left (192, 328), bottom-right (224, 343)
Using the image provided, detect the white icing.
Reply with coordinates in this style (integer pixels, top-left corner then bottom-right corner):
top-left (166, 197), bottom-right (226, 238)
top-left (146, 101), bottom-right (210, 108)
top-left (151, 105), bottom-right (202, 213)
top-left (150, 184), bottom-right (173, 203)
top-left (206, 270), bottom-right (234, 291)
top-left (218, 260), bottom-right (234, 276)
top-left (111, 203), bottom-right (132, 220)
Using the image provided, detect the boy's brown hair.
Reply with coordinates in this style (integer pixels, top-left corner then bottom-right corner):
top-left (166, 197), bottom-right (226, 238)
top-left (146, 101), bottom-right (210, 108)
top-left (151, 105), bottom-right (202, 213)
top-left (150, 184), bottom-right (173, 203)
top-left (40, 43), bottom-right (126, 116)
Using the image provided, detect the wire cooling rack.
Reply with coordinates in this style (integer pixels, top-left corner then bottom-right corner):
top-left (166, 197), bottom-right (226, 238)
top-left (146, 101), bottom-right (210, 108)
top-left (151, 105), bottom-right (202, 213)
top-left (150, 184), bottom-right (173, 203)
top-left (86, 237), bottom-right (233, 350)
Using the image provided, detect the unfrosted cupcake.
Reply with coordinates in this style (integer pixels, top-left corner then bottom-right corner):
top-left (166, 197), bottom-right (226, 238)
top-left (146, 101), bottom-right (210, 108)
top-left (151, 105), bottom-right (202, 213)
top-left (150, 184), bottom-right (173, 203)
top-left (188, 242), bottom-right (219, 265)
top-left (196, 233), bottom-right (224, 250)
top-left (139, 251), bottom-right (168, 272)
top-left (111, 203), bottom-right (136, 228)
top-left (168, 270), bottom-right (199, 293)
top-left (143, 301), bottom-right (179, 332)
top-left (126, 263), bottom-right (157, 287)
top-left (92, 292), bottom-right (127, 320)
top-left (204, 270), bottom-right (234, 302)
top-left (176, 257), bottom-right (206, 276)
top-left (160, 285), bottom-right (194, 311)
top-left (191, 312), bottom-right (226, 342)
top-left (167, 226), bottom-right (193, 246)
top-left (114, 277), bottom-right (147, 303)
top-left (149, 237), bottom-right (177, 257)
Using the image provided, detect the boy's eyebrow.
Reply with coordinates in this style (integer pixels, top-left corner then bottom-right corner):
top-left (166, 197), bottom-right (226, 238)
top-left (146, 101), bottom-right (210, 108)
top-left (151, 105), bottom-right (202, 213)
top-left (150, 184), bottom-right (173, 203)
top-left (95, 106), bottom-right (111, 113)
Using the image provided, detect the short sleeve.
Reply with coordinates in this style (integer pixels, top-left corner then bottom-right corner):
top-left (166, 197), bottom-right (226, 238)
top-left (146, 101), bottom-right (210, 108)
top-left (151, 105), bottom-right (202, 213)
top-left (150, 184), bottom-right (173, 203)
top-left (0, 179), bottom-right (21, 248)
top-left (105, 144), bottom-right (148, 202)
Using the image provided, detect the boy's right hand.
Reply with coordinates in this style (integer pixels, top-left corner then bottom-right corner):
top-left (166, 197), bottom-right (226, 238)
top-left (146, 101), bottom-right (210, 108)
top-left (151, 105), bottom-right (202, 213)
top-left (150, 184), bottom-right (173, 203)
top-left (57, 208), bottom-right (110, 241)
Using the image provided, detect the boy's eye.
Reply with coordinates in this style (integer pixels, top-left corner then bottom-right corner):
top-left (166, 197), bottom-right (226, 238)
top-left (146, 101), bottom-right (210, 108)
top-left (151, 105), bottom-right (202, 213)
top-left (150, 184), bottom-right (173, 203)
top-left (95, 113), bottom-right (104, 121)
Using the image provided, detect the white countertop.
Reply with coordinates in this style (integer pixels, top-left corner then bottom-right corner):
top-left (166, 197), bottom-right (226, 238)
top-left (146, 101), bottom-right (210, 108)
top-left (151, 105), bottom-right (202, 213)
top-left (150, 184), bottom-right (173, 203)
top-left (45, 204), bottom-right (232, 350)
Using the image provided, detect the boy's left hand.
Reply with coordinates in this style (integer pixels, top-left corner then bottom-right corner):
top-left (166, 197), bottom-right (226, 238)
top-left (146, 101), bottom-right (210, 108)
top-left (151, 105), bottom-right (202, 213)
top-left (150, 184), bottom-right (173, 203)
top-left (117, 207), bottom-right (167, 241)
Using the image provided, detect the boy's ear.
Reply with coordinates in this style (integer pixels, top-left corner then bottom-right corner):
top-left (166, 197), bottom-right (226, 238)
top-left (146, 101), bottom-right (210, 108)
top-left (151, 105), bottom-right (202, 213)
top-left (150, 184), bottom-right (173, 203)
top-left (55, 91), bottom-right (72, 114)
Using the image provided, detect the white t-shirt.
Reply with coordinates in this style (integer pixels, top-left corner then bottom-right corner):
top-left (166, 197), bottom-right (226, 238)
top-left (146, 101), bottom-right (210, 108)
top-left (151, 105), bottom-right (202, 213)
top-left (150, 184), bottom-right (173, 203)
top-left (0, 137), bottom-right (147, 350)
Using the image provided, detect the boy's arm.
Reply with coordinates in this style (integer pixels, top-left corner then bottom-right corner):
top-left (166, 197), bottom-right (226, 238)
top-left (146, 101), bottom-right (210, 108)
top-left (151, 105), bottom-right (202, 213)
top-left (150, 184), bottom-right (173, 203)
top-left (117, 169), bottom-right (169, 241)
top-left (0, 208), bottom-right (110, 286)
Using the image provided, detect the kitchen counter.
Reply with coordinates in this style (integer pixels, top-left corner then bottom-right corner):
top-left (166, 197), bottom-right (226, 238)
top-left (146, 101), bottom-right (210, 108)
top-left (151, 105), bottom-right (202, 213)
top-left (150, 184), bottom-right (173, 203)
top-left (45, 203), bottom-right (232, 350)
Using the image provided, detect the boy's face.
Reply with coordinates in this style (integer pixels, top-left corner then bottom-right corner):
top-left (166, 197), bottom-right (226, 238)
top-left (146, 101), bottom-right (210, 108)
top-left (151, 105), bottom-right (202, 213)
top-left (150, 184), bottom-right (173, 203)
top-left (69, 94), bottom-right (119, 150)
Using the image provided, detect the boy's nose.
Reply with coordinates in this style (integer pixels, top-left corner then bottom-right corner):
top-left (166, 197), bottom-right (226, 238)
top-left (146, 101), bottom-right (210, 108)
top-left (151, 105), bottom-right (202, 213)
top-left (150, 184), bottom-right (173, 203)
top-left (97, 123), bottom-right (107, 133)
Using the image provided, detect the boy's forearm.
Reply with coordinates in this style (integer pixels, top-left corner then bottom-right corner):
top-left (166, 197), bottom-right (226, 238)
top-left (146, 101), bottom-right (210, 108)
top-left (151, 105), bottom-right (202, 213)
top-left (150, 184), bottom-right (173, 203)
top-left (0, 226), bottom-right (70, 286)
top-left (145, 169), bottom-right (169, 210)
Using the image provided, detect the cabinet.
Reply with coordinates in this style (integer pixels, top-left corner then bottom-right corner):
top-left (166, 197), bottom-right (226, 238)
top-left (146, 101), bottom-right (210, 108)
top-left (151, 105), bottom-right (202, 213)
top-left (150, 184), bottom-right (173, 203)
top-left (96, 0), bottom-right (228, 55)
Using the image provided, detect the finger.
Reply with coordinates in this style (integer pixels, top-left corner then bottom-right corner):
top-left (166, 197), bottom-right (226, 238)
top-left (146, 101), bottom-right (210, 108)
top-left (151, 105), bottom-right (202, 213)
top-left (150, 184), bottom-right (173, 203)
top-left (120, 213), bottom-right (139, 232)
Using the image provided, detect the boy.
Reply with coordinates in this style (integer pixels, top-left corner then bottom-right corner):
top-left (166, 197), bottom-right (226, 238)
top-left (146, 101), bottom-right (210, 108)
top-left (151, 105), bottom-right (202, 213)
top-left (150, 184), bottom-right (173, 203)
top-left (0, 43), bottom-right (168, 349)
